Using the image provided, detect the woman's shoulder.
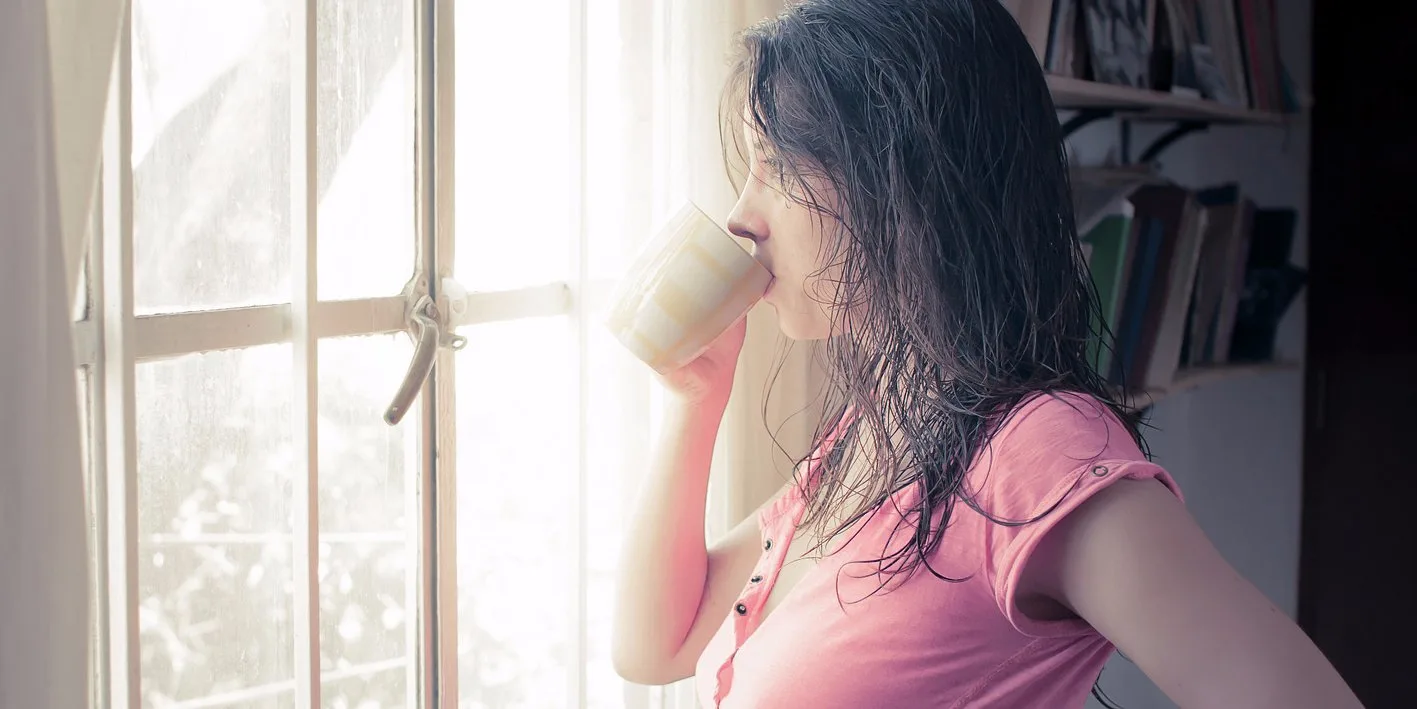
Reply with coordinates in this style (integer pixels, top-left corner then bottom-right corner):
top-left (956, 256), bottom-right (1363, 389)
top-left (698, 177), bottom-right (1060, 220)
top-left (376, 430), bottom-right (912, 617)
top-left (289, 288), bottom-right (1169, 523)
top-left (963, 390), bottom-right (1151, 501)
top-left (990, 390), bottom-right (1139, 456)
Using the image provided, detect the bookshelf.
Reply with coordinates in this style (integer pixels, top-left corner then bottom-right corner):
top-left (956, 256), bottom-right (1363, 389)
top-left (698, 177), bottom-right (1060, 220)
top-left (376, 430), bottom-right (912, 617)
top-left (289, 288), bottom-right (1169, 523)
top-left (1047, 75), bottom-right (1288, 125)
top-left (1021, 0), bottom-right (1313, 410)
top-left (1118, 361), bottom-right (1301, 412)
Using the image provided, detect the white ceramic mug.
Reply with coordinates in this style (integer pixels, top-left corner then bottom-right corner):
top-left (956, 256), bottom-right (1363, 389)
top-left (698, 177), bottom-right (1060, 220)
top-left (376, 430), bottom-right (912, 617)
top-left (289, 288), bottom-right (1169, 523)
top-left (605, 201), bottom-right (772, 373)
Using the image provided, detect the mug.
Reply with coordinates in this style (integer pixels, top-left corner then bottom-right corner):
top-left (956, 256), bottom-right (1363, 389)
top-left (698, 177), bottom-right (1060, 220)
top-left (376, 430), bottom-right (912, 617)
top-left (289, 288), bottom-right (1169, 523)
top-left (605, 201), bottom-right (772, 373)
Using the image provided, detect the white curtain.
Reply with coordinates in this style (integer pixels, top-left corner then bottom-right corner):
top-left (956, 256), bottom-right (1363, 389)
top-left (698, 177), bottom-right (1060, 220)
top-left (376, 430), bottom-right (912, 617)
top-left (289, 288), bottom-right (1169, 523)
top-left (0, 0), bottom-right (810, 705)
top-left (596, 0), bottom-right (814, 702)
top-left (0, 0), bottom-right (126, 707)
top-left (655, 0), bottom-right (815, 530)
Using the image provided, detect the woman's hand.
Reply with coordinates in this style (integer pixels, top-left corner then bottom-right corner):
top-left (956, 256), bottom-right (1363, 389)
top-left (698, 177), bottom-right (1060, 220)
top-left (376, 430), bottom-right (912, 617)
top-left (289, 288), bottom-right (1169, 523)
top-left (656, 315), bottom-right (748, 406)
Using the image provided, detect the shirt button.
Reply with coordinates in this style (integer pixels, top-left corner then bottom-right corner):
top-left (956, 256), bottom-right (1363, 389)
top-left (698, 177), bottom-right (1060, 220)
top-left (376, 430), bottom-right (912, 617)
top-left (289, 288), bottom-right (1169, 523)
top-left (735, 603), bottom-right (748, 615)
top-left (750, 575), bottom-right (763, 583)
top-left (763, 539), bottom-right (773, 551)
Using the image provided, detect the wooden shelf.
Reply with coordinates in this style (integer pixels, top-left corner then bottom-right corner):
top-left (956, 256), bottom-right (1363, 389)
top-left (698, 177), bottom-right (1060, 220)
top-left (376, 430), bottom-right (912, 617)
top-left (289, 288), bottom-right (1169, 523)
top-left (1118, 360), bottom-right (1301, 411)
top-left (1048, 75), bottom-right (1289, 125)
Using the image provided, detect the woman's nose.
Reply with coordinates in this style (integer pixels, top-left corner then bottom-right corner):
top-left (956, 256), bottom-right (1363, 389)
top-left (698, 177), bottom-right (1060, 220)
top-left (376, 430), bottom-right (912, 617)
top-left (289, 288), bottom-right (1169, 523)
top-left (726, 194), bottom-right (766, 243)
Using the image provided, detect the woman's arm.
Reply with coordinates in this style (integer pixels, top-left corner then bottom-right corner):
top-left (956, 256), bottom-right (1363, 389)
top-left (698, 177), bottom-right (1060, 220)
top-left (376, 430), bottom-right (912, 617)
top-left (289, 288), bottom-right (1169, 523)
top-left (609, 398), bottom-right (768, 686)
top-left (610, 317), bottom-right (772, 685)
top-left (1021, 477), bottom-right (1364, 708)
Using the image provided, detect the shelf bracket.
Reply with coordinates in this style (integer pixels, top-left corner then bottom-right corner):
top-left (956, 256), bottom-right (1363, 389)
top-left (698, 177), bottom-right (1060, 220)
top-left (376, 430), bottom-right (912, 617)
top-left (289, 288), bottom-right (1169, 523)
top-left (1060, 108), bottom-right (1114, 140)
top-left (1137, 120), bottom-right (1209, 164)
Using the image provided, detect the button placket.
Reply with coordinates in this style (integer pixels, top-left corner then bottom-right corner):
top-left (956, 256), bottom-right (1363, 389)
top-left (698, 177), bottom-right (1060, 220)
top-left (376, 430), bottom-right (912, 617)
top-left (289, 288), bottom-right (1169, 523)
top-left (713, 409), bottom-right (854, 707)
top-left (719, 533), bottom-right (787, 703)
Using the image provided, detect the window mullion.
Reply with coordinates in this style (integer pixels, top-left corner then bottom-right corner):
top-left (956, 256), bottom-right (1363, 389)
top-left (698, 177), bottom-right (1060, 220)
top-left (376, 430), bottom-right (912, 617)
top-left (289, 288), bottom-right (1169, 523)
top-left (100, 7), bottom-right (140, 707)
top-left (291, 0), bottom-right (322, 705)
top-left (419, 0), bottom-right (460, 705)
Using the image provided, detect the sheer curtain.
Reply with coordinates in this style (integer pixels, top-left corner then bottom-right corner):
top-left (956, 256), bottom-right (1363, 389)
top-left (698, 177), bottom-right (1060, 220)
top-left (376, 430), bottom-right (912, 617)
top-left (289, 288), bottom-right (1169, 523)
top-left (595, 0), bottom-right (815, 526)
top-left (583, 0), bottom-right (816, 703)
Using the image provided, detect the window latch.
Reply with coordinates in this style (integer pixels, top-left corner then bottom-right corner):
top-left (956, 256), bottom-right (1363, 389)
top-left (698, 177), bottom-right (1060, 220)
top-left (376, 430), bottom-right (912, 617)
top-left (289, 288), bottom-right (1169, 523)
top-left (383, 292), bottom-right (466, 426)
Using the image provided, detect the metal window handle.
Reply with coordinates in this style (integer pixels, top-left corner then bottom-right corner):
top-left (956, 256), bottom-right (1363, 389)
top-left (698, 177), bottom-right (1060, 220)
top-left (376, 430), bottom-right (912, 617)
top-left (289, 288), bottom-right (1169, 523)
top-left (384, 294), bottom-right (466, 426)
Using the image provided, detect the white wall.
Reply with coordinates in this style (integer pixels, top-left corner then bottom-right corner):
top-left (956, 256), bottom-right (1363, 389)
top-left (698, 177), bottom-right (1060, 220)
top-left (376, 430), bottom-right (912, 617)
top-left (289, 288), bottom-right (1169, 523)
top-left (1, 1), bottom-right (105, 707)
top-left (1077, 2), bottom-right (1313, 707)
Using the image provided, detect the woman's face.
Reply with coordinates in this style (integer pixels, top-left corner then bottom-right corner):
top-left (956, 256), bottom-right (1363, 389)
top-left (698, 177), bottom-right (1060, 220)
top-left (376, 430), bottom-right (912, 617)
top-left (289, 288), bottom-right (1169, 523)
top-left (726, 130), bottom-right (843, 341)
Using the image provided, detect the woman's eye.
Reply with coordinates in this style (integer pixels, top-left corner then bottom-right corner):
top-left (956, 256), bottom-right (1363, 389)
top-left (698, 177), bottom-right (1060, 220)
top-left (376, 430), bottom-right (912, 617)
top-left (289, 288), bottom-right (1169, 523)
top-left (762, 157), bottom-right (787, 182)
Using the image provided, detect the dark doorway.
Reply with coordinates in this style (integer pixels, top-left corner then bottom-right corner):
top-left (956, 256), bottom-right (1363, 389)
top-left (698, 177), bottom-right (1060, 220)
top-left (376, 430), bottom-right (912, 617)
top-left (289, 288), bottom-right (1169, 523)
top-left (1300, 3), bottom-right (1417, 707)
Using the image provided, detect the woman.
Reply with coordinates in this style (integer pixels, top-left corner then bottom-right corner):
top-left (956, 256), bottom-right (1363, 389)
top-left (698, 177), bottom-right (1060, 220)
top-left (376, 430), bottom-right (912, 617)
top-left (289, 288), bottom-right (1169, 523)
top-left (611, 1), bottom-right (1362, 706)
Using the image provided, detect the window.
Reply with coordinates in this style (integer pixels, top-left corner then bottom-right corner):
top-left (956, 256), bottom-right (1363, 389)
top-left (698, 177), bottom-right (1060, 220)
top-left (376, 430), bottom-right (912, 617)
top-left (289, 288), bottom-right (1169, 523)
top-left (79, 0), bottom-right (682, 707)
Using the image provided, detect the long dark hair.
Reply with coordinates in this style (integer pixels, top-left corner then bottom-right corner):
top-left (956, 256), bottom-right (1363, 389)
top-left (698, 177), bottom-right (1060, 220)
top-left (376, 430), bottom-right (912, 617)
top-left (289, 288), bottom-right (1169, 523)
top-left (721, 0), bottom-right (1149, 587)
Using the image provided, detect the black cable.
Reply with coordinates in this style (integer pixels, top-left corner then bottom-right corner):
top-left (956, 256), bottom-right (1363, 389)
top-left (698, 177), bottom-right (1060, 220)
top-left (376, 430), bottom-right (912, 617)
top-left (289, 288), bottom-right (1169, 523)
top-left (1090, 667), bottom-right (1128, 709)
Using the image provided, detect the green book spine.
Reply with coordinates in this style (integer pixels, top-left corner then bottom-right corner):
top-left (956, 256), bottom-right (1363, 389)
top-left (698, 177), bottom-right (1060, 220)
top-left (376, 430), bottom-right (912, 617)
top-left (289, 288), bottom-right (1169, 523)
top-left (1082, 208), bottom-right (1134, 376)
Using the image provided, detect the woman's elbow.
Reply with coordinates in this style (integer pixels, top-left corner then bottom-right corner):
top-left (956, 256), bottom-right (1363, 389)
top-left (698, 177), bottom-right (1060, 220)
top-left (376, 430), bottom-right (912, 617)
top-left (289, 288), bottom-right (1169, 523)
top-left (611, 636), bottom-right (689, 687)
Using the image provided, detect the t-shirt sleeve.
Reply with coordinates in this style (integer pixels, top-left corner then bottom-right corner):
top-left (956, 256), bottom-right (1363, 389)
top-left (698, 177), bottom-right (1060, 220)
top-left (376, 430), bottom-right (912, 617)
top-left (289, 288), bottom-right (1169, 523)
top-left (965, 392), bottom-right (1185, 637)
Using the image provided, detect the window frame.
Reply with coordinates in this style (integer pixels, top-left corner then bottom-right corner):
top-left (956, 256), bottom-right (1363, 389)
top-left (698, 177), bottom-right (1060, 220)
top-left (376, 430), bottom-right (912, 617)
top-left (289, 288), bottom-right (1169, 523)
top-left (77, 0), bottom-right (638, 706)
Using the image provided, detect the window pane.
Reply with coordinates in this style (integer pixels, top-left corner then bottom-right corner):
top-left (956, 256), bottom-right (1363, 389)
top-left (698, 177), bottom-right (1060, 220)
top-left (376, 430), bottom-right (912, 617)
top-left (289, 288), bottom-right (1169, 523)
top-left (454, 3), bottom-right (573, 292)
top-left (321, 666), bottom-right (407, 709)
top-left (455, 317), bottom-right (576, 707)
top-left (131, 1), bottom-right (291, 314)
top-left (316, 0), bottom-right (416, 302)
top-left (317, 335), bottom-right (416, 707)
top-left (136, 345), bottom-right (294, 706)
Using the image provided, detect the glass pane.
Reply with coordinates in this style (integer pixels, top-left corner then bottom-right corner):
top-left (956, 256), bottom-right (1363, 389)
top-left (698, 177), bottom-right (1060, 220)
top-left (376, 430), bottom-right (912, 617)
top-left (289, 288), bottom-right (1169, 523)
top-left (321, 666), bottom-right (408, 709)
top-left (223, 693), bottom-right (296, 709)
top-left (131, 1), bottom-right (291, 314)
top-left (317, 335), bottom-right (415, 535)
top-left (317, 335), bottom-right (415, 706)
top-left (456, 317), bottom-right (577, 707)
top-left (316, 0), bottom-right (416, 301)
top-left (136, 345), bottom-right (294, 706)
top-left (454, 3), bottom-right (573, 292)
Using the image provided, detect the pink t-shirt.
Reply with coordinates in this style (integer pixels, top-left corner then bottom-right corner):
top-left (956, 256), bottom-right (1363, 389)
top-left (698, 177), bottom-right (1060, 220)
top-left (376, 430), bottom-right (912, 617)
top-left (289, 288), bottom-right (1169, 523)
top-left (694, 391), bottom-right (1184, 708)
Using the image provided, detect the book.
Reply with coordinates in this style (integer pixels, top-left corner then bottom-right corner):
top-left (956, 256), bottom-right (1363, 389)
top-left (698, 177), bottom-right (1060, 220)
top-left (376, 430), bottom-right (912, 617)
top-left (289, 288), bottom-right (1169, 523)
top-left (1070, 166), bottom-right (1156, 235)
top-left (1081, 0), bottom-right (1153, 88)
top-left (1082, 201), bottom-right (1136, 377)
top-left (1003, 0), bottom-right (1056, 67)
top-left (1155, 0), bottom-right (1205, 98)
top-left (1137, 185), bottom-right (1208, 390)
top-left (1047, 0), bottom-right (1092, 77)
top-left (1181, 184), bottom-right (1244, 366)
top-left (1173, 0), bottom-right (1238, 104)
top-left (1208, 195), bottom-right (1256, 362)
top-left (1110, 210), bottom-right (1164, 386)
top-left (1196, 0), bottom-right (1249, 107)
